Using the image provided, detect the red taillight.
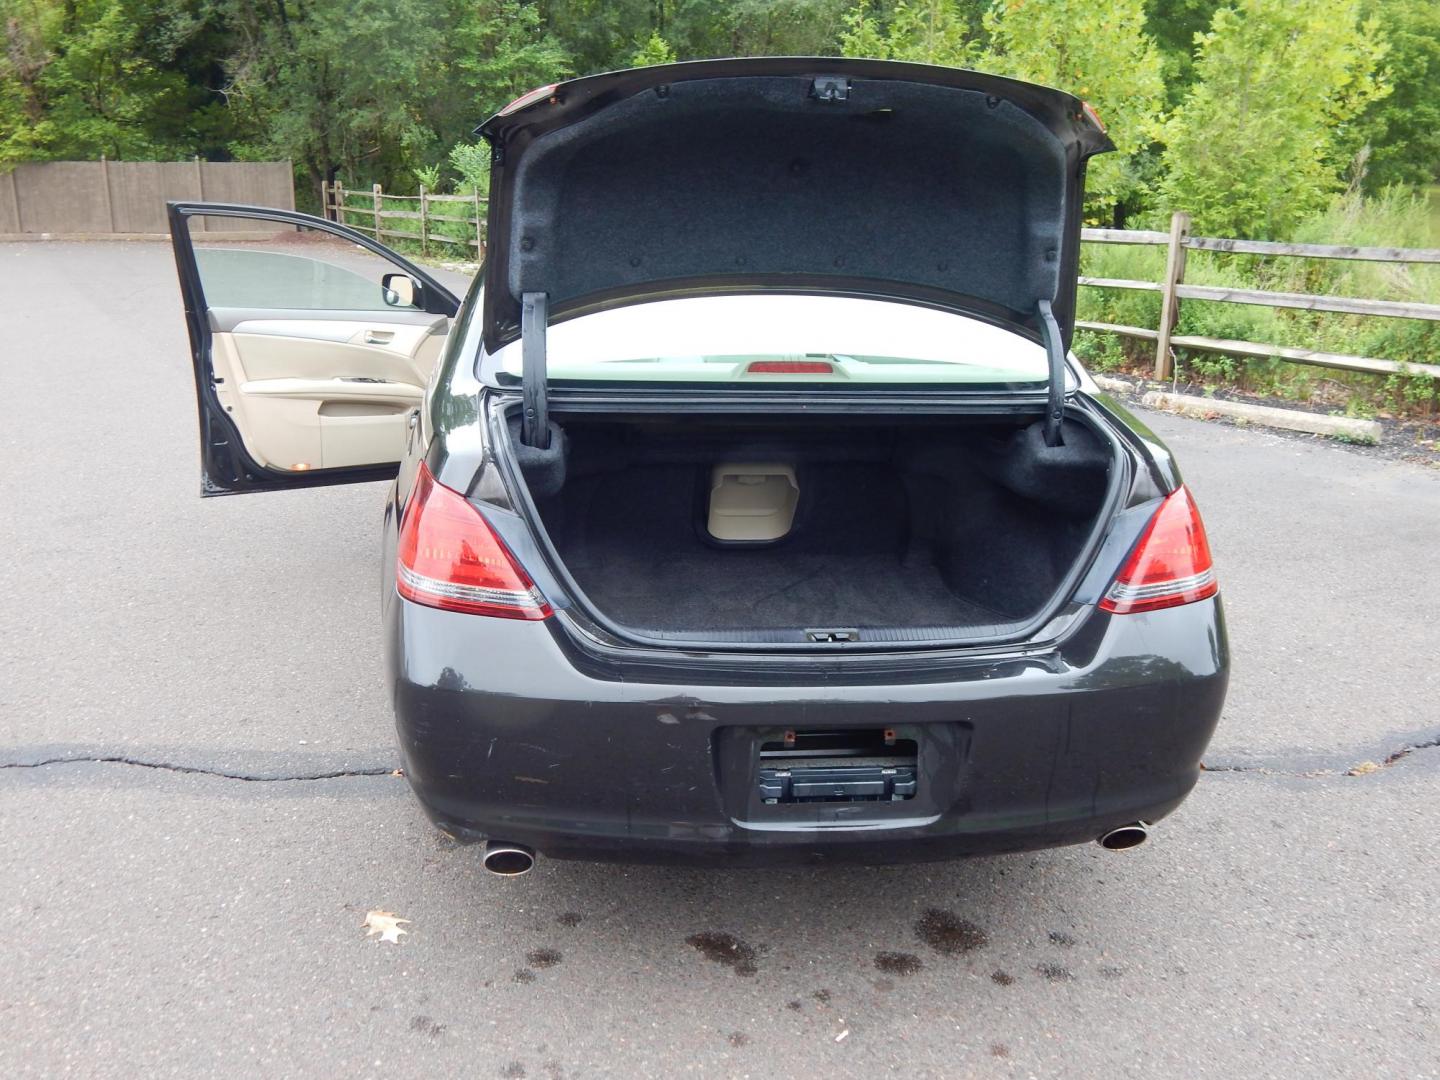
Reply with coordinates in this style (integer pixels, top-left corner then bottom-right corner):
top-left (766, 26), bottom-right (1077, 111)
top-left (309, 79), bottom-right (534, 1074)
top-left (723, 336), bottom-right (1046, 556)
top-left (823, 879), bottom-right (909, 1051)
top-left (396, 464), bottom-right (551, 620)
top-left (498, 83), bottom-right (559, 116)
top-left (1099, 485), bottom-right (1217, 615)
top-left (746, 360), bottom-right (835, 374)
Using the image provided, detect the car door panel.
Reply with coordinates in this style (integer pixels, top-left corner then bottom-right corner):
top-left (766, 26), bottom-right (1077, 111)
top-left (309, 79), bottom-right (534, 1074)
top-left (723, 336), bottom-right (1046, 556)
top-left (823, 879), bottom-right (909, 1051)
top-left (168, 202), bottom-right (461, 495)
top-left (208, 317), bottom-right (445, 471)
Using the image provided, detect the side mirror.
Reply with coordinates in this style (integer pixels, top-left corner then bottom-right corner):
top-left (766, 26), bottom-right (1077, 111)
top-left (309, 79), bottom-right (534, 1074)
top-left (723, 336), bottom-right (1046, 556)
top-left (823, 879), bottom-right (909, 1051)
top-left (381, 272), bottom-right (422, 308)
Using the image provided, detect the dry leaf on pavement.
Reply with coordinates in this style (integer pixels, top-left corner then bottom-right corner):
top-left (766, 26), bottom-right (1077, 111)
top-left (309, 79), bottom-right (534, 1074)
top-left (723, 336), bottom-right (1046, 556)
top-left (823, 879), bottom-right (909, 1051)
top-left (362, 909), bottom-right (411, 944)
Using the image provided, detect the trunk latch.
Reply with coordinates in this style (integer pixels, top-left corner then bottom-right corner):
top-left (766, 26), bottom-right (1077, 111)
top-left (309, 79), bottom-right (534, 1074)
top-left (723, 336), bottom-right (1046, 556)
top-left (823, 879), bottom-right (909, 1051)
top-left (805, 628), bottom-right (859, 643)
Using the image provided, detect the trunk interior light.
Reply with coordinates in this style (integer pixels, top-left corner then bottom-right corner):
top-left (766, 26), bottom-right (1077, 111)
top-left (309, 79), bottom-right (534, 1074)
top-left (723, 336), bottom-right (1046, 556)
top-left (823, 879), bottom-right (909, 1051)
top-left (1100, 485), bottom-right (1217, 614)
top-left (396, 464), bottom-right (552, 619)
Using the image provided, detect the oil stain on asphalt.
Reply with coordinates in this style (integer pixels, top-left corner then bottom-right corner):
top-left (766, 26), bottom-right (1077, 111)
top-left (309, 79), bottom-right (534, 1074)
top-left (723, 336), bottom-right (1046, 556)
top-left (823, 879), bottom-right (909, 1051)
top-left (873, 951), bottom-right (924, 976)
top-left (1035, 962), bottom-right (1075, 982)
top-left (685, 931), bottom-right (759, 976)
top-left (409, 1015), bottom-right (444, 1038)
top-left (915, 908), bottom-right (989, 954)
top-left (526, 948), bottom-right (562, 969)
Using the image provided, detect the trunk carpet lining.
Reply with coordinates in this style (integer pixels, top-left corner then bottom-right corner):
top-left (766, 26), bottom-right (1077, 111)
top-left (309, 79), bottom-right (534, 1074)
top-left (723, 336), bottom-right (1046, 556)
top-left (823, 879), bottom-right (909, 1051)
top-left (547, 463), bottom-right (1021, 634)
top-left (567, 547), bottom-right (1014, 633)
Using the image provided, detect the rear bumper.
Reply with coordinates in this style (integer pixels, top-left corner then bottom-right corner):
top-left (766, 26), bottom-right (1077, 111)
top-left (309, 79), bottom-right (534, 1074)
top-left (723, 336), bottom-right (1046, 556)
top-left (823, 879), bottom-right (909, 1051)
top-left (385, 597), bottom-right (1228, 866)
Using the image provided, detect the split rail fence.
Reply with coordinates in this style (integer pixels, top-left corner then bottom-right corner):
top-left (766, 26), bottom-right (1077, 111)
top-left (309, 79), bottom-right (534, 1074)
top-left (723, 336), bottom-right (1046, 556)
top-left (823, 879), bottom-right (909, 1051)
top-left (1078, 211), bottom-right (1440, 381)
top-left (323, 181), bottom-right (485, 259)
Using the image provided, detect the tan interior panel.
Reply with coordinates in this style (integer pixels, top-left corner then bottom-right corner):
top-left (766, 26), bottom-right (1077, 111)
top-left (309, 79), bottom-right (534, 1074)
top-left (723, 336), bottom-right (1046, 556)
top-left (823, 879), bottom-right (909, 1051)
top-left (708, 463), bottom-right (800, 541)
top-left (209, 318), bottom-right (446, 472)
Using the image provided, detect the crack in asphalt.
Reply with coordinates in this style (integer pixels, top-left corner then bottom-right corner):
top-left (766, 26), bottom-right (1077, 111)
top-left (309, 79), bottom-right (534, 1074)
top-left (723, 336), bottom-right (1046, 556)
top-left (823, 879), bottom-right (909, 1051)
top-left (0, 756), bottom-right (399, 782)
top-left (1204, 734), bottom-right (1440, 778)
top-left (5, 734), bottom-right (1437, 785)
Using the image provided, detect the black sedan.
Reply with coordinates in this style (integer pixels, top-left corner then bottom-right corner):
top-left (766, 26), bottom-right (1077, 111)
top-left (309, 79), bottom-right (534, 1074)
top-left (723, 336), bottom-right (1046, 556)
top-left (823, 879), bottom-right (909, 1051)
top-left (170, 58), bottom-right (1227, 872)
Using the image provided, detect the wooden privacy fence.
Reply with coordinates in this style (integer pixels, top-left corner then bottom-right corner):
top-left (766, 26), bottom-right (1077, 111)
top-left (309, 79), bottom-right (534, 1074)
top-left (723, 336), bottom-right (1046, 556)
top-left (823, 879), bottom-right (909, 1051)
top-left (1078, 212), bottom-right (1440, 381)
top-left (0, 158), bottom-right (294, 235)
top-left (323, 181), bottom-right (485, 258)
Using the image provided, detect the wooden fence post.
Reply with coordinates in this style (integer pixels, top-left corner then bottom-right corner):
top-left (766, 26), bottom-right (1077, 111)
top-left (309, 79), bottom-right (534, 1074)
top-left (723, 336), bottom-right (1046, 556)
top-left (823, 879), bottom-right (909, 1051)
top-left (193, 156), bottom-right (206, 231)
top-left (331, 180), bottom-right (344, 224)
top-left (372, 183), bottom-right (383, 239)
top-left (418, 184), bottom-right (428, 255)
top-left (99, 154), bottom-right (116, 233)
top-left (5, 167), bottom-right (22, 230)
top-left (1154, 210), bottom-right (1191, 379)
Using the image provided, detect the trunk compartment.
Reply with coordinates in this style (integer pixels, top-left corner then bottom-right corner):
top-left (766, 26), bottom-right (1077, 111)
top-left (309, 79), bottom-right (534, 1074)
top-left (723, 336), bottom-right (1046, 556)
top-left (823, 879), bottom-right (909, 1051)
top-left (506, 409), bottom-right (1118, 646)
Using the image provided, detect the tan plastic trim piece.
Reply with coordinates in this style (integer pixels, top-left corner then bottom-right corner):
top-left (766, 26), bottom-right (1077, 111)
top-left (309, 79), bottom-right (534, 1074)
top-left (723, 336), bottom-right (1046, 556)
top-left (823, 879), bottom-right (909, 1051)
top-left (707, 463), bottom-right (799, 542)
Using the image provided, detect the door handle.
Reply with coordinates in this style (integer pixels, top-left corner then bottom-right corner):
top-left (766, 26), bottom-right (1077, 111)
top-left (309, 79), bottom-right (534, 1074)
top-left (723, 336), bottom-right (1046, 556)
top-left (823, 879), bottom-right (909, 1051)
top-left (363, 329), bottom-right (395, 345)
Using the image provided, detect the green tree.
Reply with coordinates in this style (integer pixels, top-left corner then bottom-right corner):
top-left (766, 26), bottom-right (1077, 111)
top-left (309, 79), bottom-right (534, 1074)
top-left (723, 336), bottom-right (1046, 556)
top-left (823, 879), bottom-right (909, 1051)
top-left (541, 0), bottom-right (654, 75)
top-left (1143, 0), bottom-right (1221, 106)
top-left (701, 0), bottom-right (851, 56)
top-left (1159, 0), bottom-right (1389, 238)
top-left (838, 1), bottom-right (981, 65)
top-left (0, 0), bottom-right (228, 163)
top-left (1356, 0), bottom-right (1440, 190)
top-left (447, 0), bottom-right (572, 121)
top-left (218, 0), bottom-right (569, 205)
top-left (981, 0), bottom-right (1166, 224)
top-left (629, 30), bottom-right (676, 66)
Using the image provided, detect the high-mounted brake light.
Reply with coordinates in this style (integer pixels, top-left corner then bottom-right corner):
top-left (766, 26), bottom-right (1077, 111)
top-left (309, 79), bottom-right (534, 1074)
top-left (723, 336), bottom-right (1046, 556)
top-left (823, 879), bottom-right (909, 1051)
top-left (746, 360), bottom-right (835, 374)
top-left (1100, 485), bottom-right (1217, 615)
top-left (396, 464), bottom-right (551, 619)
top-left (499, 83), bottom-right (559, 116)
top-left (1081, 101), bottom-right (1106, 132)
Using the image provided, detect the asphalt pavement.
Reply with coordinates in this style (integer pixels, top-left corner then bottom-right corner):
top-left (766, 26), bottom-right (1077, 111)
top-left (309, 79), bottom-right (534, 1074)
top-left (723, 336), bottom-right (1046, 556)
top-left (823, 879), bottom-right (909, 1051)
top-left (2, 241), bottom-right (1437, 1078)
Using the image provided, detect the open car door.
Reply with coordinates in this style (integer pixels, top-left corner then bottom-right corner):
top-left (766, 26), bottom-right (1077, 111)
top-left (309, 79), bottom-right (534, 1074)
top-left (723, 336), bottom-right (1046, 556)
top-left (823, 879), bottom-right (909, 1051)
top-left (168, 203), bottom-right (462, 495)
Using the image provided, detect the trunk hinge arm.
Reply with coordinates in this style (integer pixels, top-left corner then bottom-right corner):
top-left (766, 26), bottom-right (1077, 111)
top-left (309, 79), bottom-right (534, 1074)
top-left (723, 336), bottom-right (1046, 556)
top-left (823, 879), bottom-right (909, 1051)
top-left (521, 291), bottom-right (549, 449)
top-left (1037, 299), bottom-right (1066, 447)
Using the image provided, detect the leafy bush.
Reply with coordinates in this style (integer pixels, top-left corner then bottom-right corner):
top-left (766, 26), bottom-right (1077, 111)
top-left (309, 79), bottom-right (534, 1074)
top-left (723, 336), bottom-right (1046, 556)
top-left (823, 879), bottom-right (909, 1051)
top-left (448, 143), bottom-right (490, 196)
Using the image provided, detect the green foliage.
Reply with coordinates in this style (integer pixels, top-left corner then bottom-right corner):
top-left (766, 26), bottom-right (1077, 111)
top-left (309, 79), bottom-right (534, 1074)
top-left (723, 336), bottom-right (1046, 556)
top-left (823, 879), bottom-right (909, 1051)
top-left (1142, 0), bottom-right (1221, 106)
top-left (448, 142), bottom-right (491, 196)
top-left (629, 31), bottom-right (677, 67)
top-left (446, 0), bottom-right (572, 121)
top-left (219, 0), bottom-right (447, 203)
top-left (678, 0), bottom-right (852, 59)
top-left (1080, 189), bottom-right (1440, 412)
top-left (1071, 329), bottom-right (1130, 372)
top-left (1159, 0), bottom-right (1389, 239)
top-left (838, 1), bottom-right (981, 64)
top-left (0, 0), bottom-right (231, 163)
top-left (981, 0), bottom-right (1167, 224)
top-left (1356, 0), bottom-right (1440, 190)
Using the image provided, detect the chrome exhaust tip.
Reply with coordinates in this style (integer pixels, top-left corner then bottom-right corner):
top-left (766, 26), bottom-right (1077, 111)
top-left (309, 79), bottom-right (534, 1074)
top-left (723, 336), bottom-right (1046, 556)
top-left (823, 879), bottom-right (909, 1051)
top-left (1097, 822), bottom-right (1150, 851)
top-left (482, 841), bottom-right (536, 876)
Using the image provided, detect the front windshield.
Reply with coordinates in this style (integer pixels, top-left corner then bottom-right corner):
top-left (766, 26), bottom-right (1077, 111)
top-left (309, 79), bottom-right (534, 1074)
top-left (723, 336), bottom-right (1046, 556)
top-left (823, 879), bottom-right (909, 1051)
top-left (493, 295), bottom-right (1057, 386)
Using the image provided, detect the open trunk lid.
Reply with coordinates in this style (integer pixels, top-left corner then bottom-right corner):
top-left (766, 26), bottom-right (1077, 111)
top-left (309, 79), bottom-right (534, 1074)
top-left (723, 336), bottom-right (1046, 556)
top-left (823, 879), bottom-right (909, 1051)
top-left (476, 58), bottom-right (1112, 356)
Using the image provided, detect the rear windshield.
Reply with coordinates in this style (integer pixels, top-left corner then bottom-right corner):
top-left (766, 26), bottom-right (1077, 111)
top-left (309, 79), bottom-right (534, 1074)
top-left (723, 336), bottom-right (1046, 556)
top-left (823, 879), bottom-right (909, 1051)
top-left (493, 295), bottom-right (1055, 386)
